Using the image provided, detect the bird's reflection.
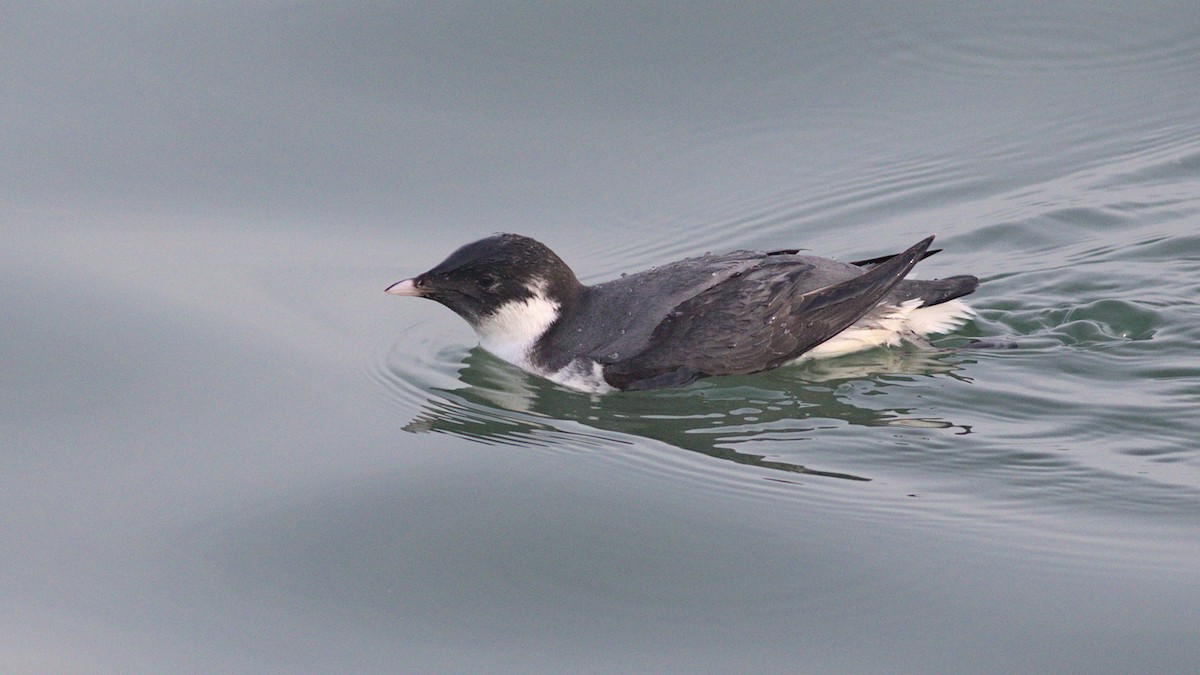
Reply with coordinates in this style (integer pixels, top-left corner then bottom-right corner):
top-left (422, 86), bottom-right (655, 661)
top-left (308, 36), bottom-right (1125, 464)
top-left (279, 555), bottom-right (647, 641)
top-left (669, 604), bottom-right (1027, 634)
top-left (402, 347), bottom-right (973, 482)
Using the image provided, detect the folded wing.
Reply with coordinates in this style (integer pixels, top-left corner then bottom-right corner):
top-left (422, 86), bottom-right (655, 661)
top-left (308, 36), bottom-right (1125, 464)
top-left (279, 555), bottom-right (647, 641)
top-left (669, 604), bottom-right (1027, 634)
top-left (604, 236), bottom-right (935, 390)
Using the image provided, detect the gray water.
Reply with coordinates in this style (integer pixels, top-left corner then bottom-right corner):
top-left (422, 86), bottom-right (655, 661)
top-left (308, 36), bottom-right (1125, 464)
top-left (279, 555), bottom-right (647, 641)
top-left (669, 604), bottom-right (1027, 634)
top-left (4, 3), bottom-right (1200, 672)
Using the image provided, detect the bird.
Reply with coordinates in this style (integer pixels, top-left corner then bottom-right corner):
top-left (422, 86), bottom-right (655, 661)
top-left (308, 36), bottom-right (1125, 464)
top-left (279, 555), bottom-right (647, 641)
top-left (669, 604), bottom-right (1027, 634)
top-left (386, 233), bottom-right (978, 392)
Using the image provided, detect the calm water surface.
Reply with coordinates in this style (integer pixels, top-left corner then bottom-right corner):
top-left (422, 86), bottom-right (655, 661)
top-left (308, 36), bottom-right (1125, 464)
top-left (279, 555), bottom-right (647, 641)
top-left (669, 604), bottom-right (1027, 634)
top-left (4, 3), bottom-right (1200, 672)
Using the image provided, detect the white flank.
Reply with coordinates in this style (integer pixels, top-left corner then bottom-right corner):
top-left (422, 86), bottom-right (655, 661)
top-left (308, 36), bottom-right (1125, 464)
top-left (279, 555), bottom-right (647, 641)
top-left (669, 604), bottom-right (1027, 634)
top-left (904, 298), bottom-right (976, 335)
top-left (799, 298), bottom-right (975, 362)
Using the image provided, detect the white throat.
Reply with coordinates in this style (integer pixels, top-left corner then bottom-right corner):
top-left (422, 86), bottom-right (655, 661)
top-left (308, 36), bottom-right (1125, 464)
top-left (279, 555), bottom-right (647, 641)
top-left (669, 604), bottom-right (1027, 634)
top-left (473, 281), bottom-right (560, 371)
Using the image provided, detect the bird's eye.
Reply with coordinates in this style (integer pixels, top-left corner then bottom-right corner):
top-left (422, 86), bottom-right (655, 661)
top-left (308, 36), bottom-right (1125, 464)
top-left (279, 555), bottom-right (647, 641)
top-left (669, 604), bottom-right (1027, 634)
top-left (477, 275), bottom-right (497, 291)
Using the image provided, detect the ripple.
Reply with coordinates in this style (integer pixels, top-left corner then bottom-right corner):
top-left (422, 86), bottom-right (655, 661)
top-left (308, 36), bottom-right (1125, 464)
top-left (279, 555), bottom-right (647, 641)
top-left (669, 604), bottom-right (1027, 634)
top-left (577, 153), bottom-right (992, 288)
top-left (365, 322), bottom-right (463, 411)
top-left (372, 327), bottom-right (997, 492)
top-left (883, 7), bottom-right (1200, 79)
top-left (998, 298), bottom-right (1161, 347)
top-left (554, 18), bottom-right (1200, 286)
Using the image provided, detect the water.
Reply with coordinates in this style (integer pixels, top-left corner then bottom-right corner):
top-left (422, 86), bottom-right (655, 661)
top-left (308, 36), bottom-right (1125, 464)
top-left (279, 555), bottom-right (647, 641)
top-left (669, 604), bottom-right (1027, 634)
top-left (4, 3), bottom-right (1200, 671)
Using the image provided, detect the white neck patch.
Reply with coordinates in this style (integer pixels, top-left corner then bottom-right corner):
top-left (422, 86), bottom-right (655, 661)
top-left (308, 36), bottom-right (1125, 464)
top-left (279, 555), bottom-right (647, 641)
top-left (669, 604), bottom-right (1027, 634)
top-left (473, 280), bottom-right (561, 371)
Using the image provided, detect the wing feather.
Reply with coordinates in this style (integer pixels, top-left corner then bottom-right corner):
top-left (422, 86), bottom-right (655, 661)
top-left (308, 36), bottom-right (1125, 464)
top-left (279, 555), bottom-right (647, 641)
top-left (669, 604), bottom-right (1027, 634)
top-left (604, 237), bottom-right (935, 390)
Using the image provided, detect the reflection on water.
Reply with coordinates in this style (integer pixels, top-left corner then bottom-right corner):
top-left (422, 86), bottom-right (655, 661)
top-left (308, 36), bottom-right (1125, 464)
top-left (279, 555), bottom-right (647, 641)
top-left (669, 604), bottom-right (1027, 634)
top-left (394, 346), bottom-right (975, 482)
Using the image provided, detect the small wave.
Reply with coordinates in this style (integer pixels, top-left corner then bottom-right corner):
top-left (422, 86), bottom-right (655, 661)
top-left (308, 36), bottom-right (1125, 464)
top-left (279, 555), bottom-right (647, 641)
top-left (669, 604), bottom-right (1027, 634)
top-left (881, 8), bottom-right (1200, 79)
top-left (371, 332), bottom-right (993, 489)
